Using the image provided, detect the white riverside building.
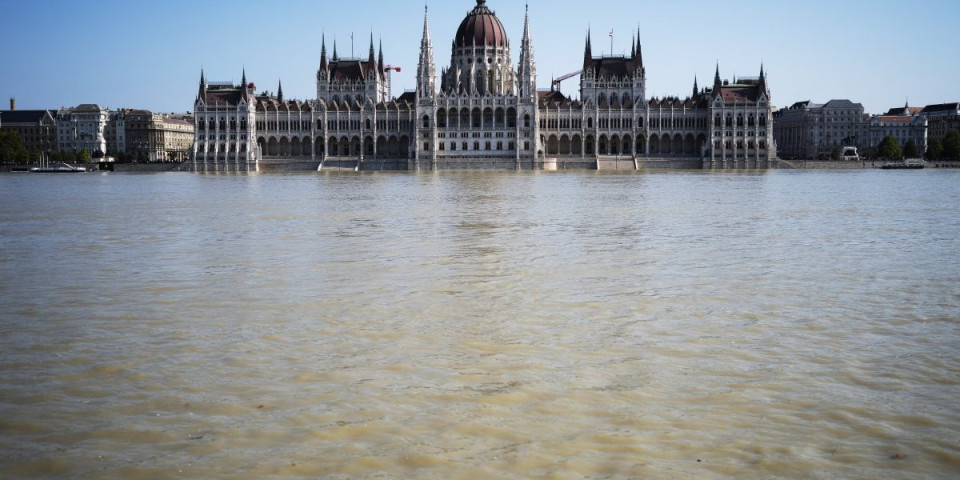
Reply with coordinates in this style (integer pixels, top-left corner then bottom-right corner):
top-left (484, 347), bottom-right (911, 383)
top-left (191, 0), bottom-right (776, 172)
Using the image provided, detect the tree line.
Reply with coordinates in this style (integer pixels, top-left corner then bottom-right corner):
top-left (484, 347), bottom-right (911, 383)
top-left (0, 131), bottom-right (103, 164)
top-left (877, 130), bottom-right (960, 161)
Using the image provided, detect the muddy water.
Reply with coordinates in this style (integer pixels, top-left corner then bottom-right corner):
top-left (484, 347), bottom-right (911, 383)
top-left (1, 170), bottom-right (958, 479)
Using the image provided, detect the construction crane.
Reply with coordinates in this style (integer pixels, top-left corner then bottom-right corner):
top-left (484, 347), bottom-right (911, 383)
top-left (384, 65), bottom-right (401, 98)
top-left (552, 69), bottom-right (582, 91)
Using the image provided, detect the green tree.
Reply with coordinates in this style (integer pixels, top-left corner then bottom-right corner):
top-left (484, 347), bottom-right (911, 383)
top-left (903, 139), bottom-right (919, 159)
top-left (29, 148), bottom-right (41, 165)
top-left (877, 135), bottom-right (902, 161)
top-left (830, 147), bottom-right (841, 160)
top-left (79, 149), bottom-right (91, 164)
top-left (943, 130), bottom-right (960, 160)
top-left (926, 138), bottom-right (943, 160)
top-left (0, 131), bottom-right (28, 164)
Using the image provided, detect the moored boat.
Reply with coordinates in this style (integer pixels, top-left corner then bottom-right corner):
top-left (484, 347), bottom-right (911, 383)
top-left (881, 160), bottom-right (925, 170)
top-left (30, 163), bottom-right (91, 173)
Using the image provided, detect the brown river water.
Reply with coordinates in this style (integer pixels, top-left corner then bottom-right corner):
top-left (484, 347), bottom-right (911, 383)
top-left (0, 170), bottom-right (958, 479)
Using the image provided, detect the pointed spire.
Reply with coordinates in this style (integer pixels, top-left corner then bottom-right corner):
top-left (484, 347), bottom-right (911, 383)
top-left (584, 28), bottom-right (593, 68)
top-left (693, 76), bottom-right (699, 97)
top-left (241, 68), bottom-right (247, 86)
top-left (320, 35), bottom-right (328, 70)
top-left (631, 33), bottom-right (636, 58)
top-left (422, 4), bottom-right (431, 44)
top-left (636, 28), bottom-right (643, 66)
top-left (198, 68), bottom-right (206, 99)
top-left (333, 39), bottom-right (338, 62)
top-left (416, 3), bottom-right (436, 98)
top-left (368, 32), bottom-right (376, 66)
top-left (277, 80), bottom-right (284, 102)
top-left (519, 3), bottom-right (536, 99)
top-left (378, 39), bottom-right (384, 74)
top-left (714, 63), bottom-right (721, 90)
top-left (758, 63), bottom-right (768, 93)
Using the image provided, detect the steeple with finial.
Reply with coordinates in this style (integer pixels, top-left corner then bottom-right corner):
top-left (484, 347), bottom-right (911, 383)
top-left (636, 28), bottom-right (643, 68)
top-left (714, 63), bottom-right (722, 91)
top-left (368, 33), bottom-right (376, 69)
top-left (320, 35), bottom-right (328, 71)
top-left (758, 63), bottom-right (768, 94)
top-left (583, 28), bottom-right (592, 69)
top-left (518, 3), bottom-right (537, 99)
top-left (416, 4), bottom-right (436, 98)
top-left (693, 76), bottom-right (699, 98)
top-left (197, 68), bottom-right (207, 102)
top-left (378, 39), bottom-right (384, 77)
top-left (277, 80), bottom-right (284, 103)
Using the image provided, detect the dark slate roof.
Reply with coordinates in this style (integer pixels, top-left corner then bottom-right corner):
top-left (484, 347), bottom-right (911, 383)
top-left (585, 56), bottom-right (642, 80)
top-left (0, 110), bottom-right (55, 124)
top-left (397, 91), bottom-right (416, 103)
top-left (201, 85), bottom-right (249, 106)
top-left (921, 102), bottom-right (960, 113)
top-left (648, 96), bottom-right (703, 108)
top-left (823, 99), bottom-right (862, 109)
top-left (538, 90), bottom-right (568, 104)
top-left (328, 59), bottom-right (373, 83)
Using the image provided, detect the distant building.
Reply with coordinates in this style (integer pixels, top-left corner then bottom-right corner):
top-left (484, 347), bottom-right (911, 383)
top-left (773, 99), bottom-right (870, 159)
top-left (884, 102), bottom-right (923, 117)
top-left (192, 0), bottom-right (775, 171)
top-left (0, 101), bottom-right (57, 154)
top-left (120, 109), bottom-right (194, 162)
top-left (192, 70), bottom-right (261, 171)
top-left (56, 104), bottom-right (109, 155)
top-left (870, 115), bottom-right (927, 156)
top-left (920, 102), bottom-right (960, 143)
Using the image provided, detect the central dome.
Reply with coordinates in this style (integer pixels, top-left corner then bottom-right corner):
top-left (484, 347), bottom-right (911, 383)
top-left (454, 0), bottom-right (508, 48)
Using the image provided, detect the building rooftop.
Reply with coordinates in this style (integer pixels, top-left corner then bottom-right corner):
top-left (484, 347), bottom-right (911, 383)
top-left (0, 110), bottom-right (55, 125)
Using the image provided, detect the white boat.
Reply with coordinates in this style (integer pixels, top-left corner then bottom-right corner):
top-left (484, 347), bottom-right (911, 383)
top-left (30, 163), bottom-right (90, 173)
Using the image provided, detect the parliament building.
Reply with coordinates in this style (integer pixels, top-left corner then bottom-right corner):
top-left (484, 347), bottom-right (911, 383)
top-left (192, 0), bottom-right (775, 172)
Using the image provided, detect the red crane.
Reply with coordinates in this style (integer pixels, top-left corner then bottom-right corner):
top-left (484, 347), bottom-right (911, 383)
top-left (383, 65), bottom-right (401, 98)
top-left (552, 69), bottom-right (582, 91)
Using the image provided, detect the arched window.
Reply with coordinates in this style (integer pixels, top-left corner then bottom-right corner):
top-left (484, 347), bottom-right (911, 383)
top-left (524, 114), bottom-right (531, 128)
top-left (587, 117), bottom-right (594, 129)
top-left (422, 115), bottom-right (430, 129)
top-left (366, 119), bottom-right (372, 130)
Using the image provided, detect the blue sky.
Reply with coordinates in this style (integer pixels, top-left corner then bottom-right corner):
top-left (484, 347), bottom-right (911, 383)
top-left (2, 0), bottom-right (957, 115)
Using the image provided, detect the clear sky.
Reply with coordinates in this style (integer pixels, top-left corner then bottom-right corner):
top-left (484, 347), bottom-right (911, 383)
top-left (2, 0), bottom-right (957, 115)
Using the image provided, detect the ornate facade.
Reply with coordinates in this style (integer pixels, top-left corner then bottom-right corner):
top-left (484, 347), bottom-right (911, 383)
top-left (191, 0), bottom-right (775, 172)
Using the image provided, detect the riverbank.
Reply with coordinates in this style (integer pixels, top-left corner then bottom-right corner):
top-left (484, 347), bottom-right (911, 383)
top-left (778, 159), bottom-right (960, 169)
top-left (0, 162), bottom-right (187, 173)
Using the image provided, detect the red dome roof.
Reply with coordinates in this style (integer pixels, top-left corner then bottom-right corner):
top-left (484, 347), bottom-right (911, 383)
top-left (454, 0), bottom-right (508, 48)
